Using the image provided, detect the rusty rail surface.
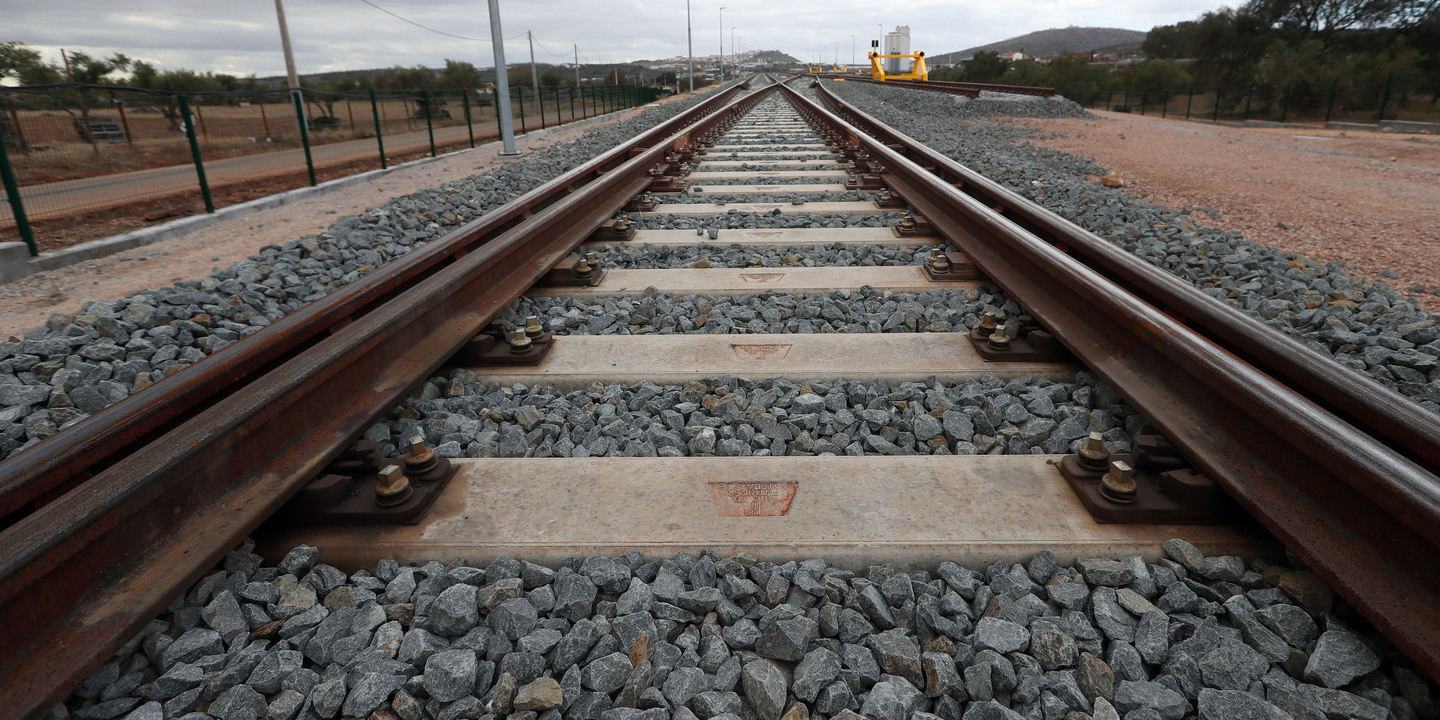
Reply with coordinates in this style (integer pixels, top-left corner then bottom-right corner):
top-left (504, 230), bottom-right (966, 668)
top-left (784, 81), bottom-right (1440, 680)
top-left (0, 81), bottom-right (752, 526)
top-left (0, 80), bottom-right (775, 720)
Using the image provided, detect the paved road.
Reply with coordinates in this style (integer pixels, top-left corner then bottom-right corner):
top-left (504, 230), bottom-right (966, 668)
top-left (1, 109), bottom-right (588, 226)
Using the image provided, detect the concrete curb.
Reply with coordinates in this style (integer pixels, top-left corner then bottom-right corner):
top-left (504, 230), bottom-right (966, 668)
top-left (0, 105), bottom-right (642, 286)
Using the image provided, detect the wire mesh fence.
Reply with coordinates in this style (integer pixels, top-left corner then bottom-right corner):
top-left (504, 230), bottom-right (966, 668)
top-left (0, 82), bottom-right (665, 256)
top-left (1062, 71), bottom-right (1438, 126)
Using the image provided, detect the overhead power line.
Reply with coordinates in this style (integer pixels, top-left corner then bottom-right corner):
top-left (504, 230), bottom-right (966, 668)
top-left (356, 0), bottom-right (489, 41)
top-left (354, 0), bottom-right (528, 43)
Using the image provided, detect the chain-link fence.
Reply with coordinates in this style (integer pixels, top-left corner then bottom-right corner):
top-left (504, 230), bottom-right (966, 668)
top-left (0, 82), bottom-right (665, 256)
top-left (1062, 71), bottom-right (1438, 126)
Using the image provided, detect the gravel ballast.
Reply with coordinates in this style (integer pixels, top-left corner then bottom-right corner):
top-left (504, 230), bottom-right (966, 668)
top-left (62, 539), bottom-right (1437, 720)
top-left (502, 288), bottom-right (996, 336)
top-left (820, 81), bottom-right (1440, 416)
top-left (576, 245), bottom-right (942, 270)
top-left (374, 372), bottom-right (1138, 460)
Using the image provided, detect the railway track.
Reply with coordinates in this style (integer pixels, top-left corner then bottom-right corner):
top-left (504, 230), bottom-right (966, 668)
top-left (813, 75), bottom-right (1056, 99)
top-left (3, 74), bottom-right (1438, 720)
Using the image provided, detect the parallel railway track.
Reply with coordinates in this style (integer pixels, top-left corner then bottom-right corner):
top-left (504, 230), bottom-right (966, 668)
top-left (2, 74), bottom-right (1437, 717)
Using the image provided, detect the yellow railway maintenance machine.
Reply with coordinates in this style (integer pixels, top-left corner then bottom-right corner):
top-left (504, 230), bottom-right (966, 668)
top-left (868, 50), bottom-right (928, 82)
top-left (807, 65), bottom-right (826, 74)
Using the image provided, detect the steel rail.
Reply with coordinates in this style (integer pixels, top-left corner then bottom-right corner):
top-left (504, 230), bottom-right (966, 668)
top-left (0, 82), bottom-right (776, 720)
top-left (780, 81), bottom-right (1440, 680)
top-left (0, 80), bottom-right (753, 526)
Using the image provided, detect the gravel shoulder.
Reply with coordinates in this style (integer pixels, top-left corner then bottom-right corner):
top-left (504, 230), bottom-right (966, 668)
top-left (1019, 111), bottom-right (1440, 311)
top-left (0, 92), bottom-right (709, 339)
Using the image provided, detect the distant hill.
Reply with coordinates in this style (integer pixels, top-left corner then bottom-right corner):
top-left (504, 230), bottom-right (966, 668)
top-left (931, 27), bottom-right (1147, 64)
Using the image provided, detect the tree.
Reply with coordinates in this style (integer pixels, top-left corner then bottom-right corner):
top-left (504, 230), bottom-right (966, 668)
top-left (303, 75), bottom-right (369, 120)
top-left (62, 50), bottom-right (130, 84)
top-left (540, 68), bottom-right (569, 86)
top-left (130, 67), bottom-right (226, 129)
top-left (959, 51), bottom-right (1009, 83)
top-left (438, 59), bottom-right (480, 88)
top-left (1124, 59), bottom-right (1193, 93)
top-left (508, 63), bottom-right (540, 88)
top-left (1142, 22), bottom-right (1198, 58)
top-left (376, 64), bottom-right (437, 114)
top-left (0, 41), bottom-right (62, 85)
top-left (1040, 54), bottom-right (1116, 95)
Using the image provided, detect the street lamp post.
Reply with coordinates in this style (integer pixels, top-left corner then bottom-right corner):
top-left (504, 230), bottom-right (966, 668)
top-left (488, 0), bottom-right (518, 154)
top-left (686, 0), bottom-right (694, 92)
top-left (719, 7), bottom-right (725, 82)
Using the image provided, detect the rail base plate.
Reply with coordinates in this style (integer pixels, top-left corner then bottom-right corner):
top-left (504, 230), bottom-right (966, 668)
top-left (1059, 448), bottom-right (1240, 525)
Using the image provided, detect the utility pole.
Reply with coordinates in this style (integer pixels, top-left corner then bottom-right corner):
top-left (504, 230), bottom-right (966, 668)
top-left (851, 35), bottom-right (855, 68)
top-left (686, 0), bottom-right (694, 92)
top-left (574, 44), bottom-right (581, 88)
top-left (528, 30), bottom-right (540, 101)
top-left (487, 0), bottom-right (518, 155)
top-left (273, 0), bottom-right (305, 124)
top-left (719, 6), bottom-right (726, 82)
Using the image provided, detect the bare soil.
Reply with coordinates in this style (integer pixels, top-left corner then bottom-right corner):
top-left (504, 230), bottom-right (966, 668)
top-left (0, 92), bottom-right (701, 338)
top-left (21, 135), bottom-right (484, 253)
top-left (1021, 110), bottom-right (1440, 310)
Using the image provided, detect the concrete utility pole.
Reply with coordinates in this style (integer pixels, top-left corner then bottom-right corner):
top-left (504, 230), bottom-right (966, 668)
top-left (487, 0), bottom-right (518, 154)
top-left (574, 44), bottom-right (581, 88)
top-left (686, 0), bottom-right (694, 92)
top-left (851, 35), bottom-right (855, 68)
top-left (273, 0), bottom-right (305, 122)
top-left (719, 6), bottom-right (726, 82)
top-left (528, 30), bottom-right (540, 100)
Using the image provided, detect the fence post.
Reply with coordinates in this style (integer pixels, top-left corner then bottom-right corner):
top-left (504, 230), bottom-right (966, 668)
top-left (569, 86), bottom-right (576, 122)
top-left (537, 87), bottom-right (546, 130)
top-left (0, 133), bottom-right (37, 256)
top-left (115, 99), bottom-right (132, 143)
top-left (1242, 85), bottom-right (1253, 121)
top-left (423, 89), bottom-right (437, 157)
top-left (291, 91), bottom-right (317, 187)
top-left (517, 87), bottom-right (527, 134)
top-left (177, 94), bottom-right (216, 213)
top-left (1324, 77), bottom-right (1339, 124)
top-left (1213, 89), bottom-right (1222, 121)
top-left (1185, 87), bottom-right (1194, 119)
top-left (1140, 92), bottom-right (1147, 116)
top-left (369, 89), bottom-right (387, 169)
top-left (462, 88), bottom-right (475, 148)
top-left (6, 99), bottom-right (28, 151)
top-left (1280, 82), bottom-right (1291, 123)
top-left (494, 89), bottom-right (505, 141)
top-left (1377, 72), bottom-right (1393, 122)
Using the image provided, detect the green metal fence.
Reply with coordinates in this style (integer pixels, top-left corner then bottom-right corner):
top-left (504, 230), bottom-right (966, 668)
top-left (1062, 72), bottom-right (1437, 126)
top-left (0, 82), bottom-right (661, 256)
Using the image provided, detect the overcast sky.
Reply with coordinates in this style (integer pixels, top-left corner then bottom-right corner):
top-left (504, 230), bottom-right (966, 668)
top-left (3, 0), bottom-right (1231, 78)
